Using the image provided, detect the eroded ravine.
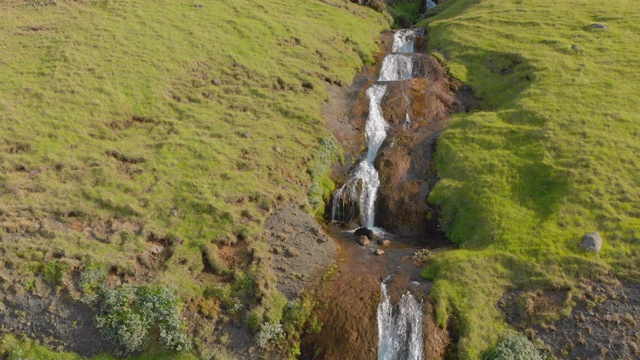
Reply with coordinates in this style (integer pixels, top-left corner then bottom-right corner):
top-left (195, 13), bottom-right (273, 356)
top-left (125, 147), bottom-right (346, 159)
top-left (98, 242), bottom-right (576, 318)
top-left (307, 25), bottom-right (474, 359)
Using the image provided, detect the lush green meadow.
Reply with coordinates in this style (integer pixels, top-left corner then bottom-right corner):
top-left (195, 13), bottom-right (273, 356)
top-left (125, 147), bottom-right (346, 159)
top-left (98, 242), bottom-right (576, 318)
top-left (420, 0), bottom-right (640, 358)
top-left (0, 0), bottom-right (387, 357)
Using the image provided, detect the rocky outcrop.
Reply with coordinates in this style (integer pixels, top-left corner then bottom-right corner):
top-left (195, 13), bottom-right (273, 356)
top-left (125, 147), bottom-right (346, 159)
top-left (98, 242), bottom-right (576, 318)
top-left (374, 57), bottom-right (458, 236)
top-left (264, 206), bottom-right (337, 299)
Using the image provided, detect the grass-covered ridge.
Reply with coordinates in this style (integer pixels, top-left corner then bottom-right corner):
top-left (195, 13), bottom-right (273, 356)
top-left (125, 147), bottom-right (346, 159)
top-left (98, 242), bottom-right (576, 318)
top-left (0, 0), bottom-right (387, 356)
top-left (420, 0), bottom-right (640, 358)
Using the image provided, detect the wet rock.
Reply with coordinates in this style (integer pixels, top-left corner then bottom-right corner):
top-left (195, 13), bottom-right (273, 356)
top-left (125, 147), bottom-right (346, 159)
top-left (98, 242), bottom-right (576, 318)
top-left (356, 235), bottom-right (371, 246)
top-left (590, 23), bottom-right (607, 30)
top-left (374, 249), bottom-right (384, 255)
top-left (581, 232), bottom-right (603, 252)
top-left (374, 56), bottom-right (458, 235)
top-left (354, 227), bottom-right (375, 240)
top-left (377, 239), bottom-right (391, 246)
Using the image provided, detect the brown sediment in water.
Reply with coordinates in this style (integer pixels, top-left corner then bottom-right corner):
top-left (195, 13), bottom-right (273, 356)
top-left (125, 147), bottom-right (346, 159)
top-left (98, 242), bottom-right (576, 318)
top-left (304, 228), bottom-right (450, 360)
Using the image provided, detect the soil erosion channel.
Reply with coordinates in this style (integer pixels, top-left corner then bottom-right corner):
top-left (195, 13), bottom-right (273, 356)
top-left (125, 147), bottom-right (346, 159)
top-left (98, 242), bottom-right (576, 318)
top-left (308, 28), bottom-right (474, 360)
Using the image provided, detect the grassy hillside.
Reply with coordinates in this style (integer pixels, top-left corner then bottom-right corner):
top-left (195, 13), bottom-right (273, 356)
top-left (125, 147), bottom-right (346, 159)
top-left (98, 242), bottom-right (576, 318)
top-left (0, 0), bottom-right (387, 357)
top-left (420, 0), bottom-right (640, 358)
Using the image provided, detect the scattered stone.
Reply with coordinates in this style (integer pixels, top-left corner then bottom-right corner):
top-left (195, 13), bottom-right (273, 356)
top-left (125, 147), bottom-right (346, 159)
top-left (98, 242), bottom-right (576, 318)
top-left (354, 227), bottom-right (375, 240)
top-left (310, 227), bottom-right (321, 237)
top-left (590, 23), bottom-right (607, 30)
top-left (274, 146), bottom-right (282, 154)
top-left (169, 209), bottom-right (179, 217)
top-left (212, 78), bottom-right (222, 86)
top-left (356, 235), bottom-right (371, 246)
top-left (377, 239), bottom-right (391, 246)
top-left (374, 249), bottom-right (385, 256)
top-left (194, 4), bottom-right (204, 8)
top-left (580, 232), bottom-right (603, 252)
top-left (150, 244), bottom-right (164, 255)
top-left (241, 132), bottom-right (252, 139)
top-left (571, 44), bottom-right (580, 51)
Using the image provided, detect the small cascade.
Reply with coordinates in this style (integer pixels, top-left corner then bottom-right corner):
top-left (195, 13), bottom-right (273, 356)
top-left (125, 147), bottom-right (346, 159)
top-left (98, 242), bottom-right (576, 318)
top-left (331, 28), bottom-right (422, 228)
top-left (392, 29), bottom-right (424, 53)
top-left (377, 282), bottom-right (425, 360)
top-left (379, 54), bottom-right (414, 82)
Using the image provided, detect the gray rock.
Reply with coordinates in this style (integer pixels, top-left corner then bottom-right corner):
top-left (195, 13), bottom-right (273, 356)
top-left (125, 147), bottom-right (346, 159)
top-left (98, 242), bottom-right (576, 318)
top-left (590, 23), bottom-right (607, 30)
top-left (169, 209), bottom-right (179, 217)
top-left (150, 244), bottom-right (164, 255)
top-left (580, 232), bottom-right (603, 252)
top-left (194, 4), bottom-right (204, 8)
top-left (212, 78), bottom-right (222, 86)
top-left (356, 235), bottom-right (371, 246)
top-left (571, 44), bottom-right (580, 51)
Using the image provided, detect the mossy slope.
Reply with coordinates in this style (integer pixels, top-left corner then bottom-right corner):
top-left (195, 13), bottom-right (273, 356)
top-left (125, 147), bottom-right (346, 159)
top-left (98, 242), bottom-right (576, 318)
top-left (420, 0), bottom-right (640, 358)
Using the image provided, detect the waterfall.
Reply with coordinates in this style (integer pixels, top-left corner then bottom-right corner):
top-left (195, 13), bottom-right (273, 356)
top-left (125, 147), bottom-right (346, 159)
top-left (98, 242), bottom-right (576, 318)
top-left (377, 283), bottom-right (425, 360)
top-left (392, 29), bottom-right (423, 53)
top-left (331, 28), bottom-right (423, 228)
top-left (331, 84), bottom-right (387, 228)
top-left (379, 54), bottom-right (414, 82)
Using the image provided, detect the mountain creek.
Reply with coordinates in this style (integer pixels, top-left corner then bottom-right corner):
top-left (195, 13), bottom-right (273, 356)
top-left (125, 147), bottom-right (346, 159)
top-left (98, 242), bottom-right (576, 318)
top-left (298, 28), bottom-right (469, 360)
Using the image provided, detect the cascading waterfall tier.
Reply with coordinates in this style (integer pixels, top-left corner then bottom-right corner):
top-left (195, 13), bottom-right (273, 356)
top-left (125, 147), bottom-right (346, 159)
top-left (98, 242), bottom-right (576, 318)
top-left (331, 28), bottom-right (423, 228)
top-left (377, 282), bottom-right (425, 360)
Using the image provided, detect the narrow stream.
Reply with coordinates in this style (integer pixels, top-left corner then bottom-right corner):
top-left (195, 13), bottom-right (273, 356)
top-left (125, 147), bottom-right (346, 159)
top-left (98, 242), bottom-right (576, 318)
top-left (329, 28), bottom-right (428, 360)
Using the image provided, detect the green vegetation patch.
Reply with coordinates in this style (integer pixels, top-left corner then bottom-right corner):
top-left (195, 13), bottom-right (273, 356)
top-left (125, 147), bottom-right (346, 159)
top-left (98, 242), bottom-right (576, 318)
top-left (418, 0), bottom-right (640, 358)
top-left (0, 0), bottom-right (387, 357)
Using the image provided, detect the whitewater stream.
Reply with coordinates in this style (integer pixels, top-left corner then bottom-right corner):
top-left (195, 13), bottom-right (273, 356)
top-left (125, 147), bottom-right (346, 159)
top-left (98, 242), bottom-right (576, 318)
top-left (330, 28), bottom-right (427, 360)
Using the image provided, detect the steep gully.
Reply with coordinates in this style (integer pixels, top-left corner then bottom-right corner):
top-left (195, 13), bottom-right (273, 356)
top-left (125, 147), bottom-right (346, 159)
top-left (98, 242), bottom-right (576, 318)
top-left (306, 25), bottom-right (477, 359)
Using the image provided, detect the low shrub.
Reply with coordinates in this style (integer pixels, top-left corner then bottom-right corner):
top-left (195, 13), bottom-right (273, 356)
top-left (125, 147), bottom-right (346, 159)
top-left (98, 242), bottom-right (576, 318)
top-left (93, 284), bottom-right (191, 353)
top-left (483, 331), bottom-right (543, 360)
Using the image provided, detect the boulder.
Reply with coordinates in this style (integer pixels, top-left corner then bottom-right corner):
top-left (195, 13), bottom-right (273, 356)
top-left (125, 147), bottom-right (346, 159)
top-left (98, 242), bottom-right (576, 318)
top-left (354, 227), bottom-right (375, 240)
top-left (377, 239), bottom-right (391, 247)
top-left (580, 232), bottom-right (603, 252)
top-left (356, 235), bottom-right (371, 246)
top-left (374, 249), bottom-right (385, 256)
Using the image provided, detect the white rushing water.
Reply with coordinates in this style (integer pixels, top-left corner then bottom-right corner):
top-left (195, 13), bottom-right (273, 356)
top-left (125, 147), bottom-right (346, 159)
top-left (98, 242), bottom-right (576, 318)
top-left (379, 54), bottom-right (414, 82)
top-left (331, 84), bottom-right (387, 228)
top-left (392, 29), bottom-right (421, 53)
top-left (377, 283), bottom-right (425, 360)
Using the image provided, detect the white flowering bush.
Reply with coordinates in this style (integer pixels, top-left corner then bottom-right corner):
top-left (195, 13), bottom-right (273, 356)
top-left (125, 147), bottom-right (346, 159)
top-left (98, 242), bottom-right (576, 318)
top-left (256, 322), bottom-right (284, 349)
top-left (94, 284), bottom-right (191, 353)
top-left (483, 331), bottom-right (543, 360)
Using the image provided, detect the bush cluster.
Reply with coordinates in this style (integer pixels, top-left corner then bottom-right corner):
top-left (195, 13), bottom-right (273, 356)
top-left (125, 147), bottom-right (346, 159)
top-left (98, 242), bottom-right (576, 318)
top-left (79, 265), bottom-right (191, 354)
top-left (483, 332), bottom-right (543, 360)
top-left (95, 285), bottom-right (192, 353)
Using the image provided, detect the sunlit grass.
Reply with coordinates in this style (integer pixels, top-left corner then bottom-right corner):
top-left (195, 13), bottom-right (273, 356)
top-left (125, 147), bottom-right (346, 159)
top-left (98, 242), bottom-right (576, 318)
top-left (418, 0), bottom-right (640, 358)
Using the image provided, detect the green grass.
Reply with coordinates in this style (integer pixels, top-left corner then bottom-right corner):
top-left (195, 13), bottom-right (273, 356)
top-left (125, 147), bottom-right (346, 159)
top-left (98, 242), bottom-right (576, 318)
top-left (0, 0), bottom-right (387, 356)
top-left (417, 0), bottom-right (640, 358)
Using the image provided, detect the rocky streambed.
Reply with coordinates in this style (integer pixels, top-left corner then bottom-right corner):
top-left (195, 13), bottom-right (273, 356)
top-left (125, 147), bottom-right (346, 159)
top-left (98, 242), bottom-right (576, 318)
top-left (303, 28), bottom-right (476, 360)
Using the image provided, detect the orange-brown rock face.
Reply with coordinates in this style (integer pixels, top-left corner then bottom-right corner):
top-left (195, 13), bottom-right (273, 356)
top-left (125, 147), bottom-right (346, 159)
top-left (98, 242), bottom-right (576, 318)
top-left (374, 58), bottom-right (456, 236)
